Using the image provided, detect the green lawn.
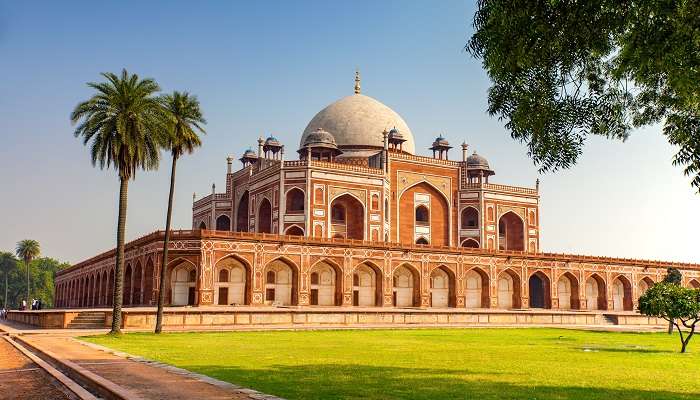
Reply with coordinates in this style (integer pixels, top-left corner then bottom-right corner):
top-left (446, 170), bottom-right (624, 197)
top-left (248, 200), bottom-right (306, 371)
top-left (83, 328), bottom-right (700, 399)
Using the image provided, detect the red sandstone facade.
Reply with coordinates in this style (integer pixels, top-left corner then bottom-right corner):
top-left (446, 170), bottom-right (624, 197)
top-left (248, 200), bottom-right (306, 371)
top-left (54, 75), bottom-right (700, 312)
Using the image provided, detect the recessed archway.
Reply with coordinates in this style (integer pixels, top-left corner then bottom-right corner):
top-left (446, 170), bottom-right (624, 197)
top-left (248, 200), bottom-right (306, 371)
top-left (309, 260), bottom-right (342, 306)
top-left (393, 264), bottom-right (421, 307)
top-left (257, 198), bottom-right (272, 234)
top-left (638, 277), bottom-right (655, 297)
top-left (216, 215), bottom-right (231, 231)
top-left (430, 266), bottom-right (456, 308)
top-left (689, 279), bottom-right (700, 289)
top-left (236, 191), bottom-right (249, 232)
top-left (329, 194), bottom-right (364, 240)
top-left (612, 275), bottom-right (633, 311)
top-left (461, 207), bottom-right (479, 229)
top-left (398, 182), bottom-right (449, 247)
top-left (143, 259), bottom-right (154, 306)
top-left (465, 267), bottom-right (490, 308)
top-left (498, 211), bottom-right (525, 251)
top-left (353, 262), bottom-right (383, 306)
top-left (264, 258), bottom-right (298, 306)
top-left (170, 261), bottom-right (197, 306)
top-left (214, 256), bottom-right (250, 306)
top-left (585, 274), bottom-right (607, 310)
top-left (497, 269), bottom-right (522, 309)
top-left (286, 188), bottom-right (305, 214)
top-left (198, 221), bottom-right (207, 230)
top-left (285, 225), bottom-right (304, 236)
top-left (124, 264), bottom-right (133, 306)
top-left (132, 262), bottom-right (143, 306)
top-left (528, 271), bottom-right (551, 309)
top-left (461, 238), bottom-right (479, 248)
top-left (557, 272), bottom-right (580, 310)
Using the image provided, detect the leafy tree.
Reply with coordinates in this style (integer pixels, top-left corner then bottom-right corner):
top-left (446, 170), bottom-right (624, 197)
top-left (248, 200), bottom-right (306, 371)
top-left (16, 240), bottom-right (40, 305)
top-left (0, 252), bottom-right (17, 308)
top-left (467, 0), bottom-right (700, 191)
top-left (155, 91), bottom-right (206, 334)
top-left (71, 69), bottom-right (166, 334)
top-left (639, 282), bottom-right (700, 353)
top-left (663, 267), bottom-right (684, 333)
top-left (1, 256), bottom-right (69, 309)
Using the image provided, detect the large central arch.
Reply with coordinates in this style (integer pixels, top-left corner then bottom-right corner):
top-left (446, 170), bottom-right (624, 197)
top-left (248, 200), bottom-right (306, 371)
top-left (329, 193), bottom-right (365, 240)
top-left (398, 182), bottom-right (449, 246)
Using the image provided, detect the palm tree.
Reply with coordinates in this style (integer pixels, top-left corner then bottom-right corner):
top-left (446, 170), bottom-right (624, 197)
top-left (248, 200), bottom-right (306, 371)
top-left (155, 91), bottom-right (206, 334)
top-left (71, 69), bottom-right (166, 334)
top-left (0, 252), bottom-right (17, 309)
top-left (15, 240), bottom-right (40, 307)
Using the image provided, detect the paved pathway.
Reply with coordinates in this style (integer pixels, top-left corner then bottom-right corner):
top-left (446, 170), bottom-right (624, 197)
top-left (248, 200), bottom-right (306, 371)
top-left (0, 320), bottom-right (279, 400)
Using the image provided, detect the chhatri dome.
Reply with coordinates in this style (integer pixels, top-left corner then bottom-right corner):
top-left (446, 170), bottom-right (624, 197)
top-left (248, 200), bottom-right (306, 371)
top-left (300, 71), bottom-right (416, 155)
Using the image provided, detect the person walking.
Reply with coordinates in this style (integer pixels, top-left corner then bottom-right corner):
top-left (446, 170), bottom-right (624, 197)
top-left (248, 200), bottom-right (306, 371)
top-left (21, 299), bottom-right (26, 311)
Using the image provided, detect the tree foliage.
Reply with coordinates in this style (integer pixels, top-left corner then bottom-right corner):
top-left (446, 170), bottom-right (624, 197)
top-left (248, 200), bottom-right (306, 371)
top-left (638, 282), bottom-right (700, 352)
top-left (663, 267), bottom-right (682, 285)
top-left (0, 255), bottom-right (69, 309)
top-left (71, 69), bottom-right (166, 334)
top-left (467, 0), bottom-right (700, 190)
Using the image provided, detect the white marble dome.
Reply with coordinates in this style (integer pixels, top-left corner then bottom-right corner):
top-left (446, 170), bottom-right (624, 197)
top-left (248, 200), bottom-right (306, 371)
top-left (300, 94), bottom-right (415, 154)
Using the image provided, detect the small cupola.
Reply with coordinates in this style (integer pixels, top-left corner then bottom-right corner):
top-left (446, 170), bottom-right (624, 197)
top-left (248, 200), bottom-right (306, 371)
top-left (263, 136), bottom-right (283, 159)
top-left (298, 128), bottom-right (342, 162)
top-left (387, 127), bottom-right (407, 152)
top-left (466, 151), bottom-right (495, 183)
top-left (429, 135), bottom-right (452, 160)
top-left (239, 148), bottom-right (258, 167)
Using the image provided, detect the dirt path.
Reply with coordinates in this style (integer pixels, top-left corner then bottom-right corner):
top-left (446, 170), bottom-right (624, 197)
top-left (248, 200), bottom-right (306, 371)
top-left (0, 338), bottom-right (73, 400)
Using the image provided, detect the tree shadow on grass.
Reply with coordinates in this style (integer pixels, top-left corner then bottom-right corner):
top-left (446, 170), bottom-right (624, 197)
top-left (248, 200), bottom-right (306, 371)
top-left (187, 363), bottom-right (698, 400)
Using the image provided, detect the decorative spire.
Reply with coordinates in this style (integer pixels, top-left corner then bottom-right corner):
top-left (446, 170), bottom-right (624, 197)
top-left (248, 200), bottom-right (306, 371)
top-left (354, 69), bottom-right (361, 94)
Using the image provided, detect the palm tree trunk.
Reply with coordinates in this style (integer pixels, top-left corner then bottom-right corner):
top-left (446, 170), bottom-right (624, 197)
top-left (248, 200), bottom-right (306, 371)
top-left (155, 154), bottom-right (178, 333)
top-left (110, 176), bottom-right (129, 334)
top-left (25, 257), bottom-right (30, 308)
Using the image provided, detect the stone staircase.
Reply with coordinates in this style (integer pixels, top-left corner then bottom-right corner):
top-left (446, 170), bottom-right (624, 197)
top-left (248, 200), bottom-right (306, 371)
top-left (67, 311), bottom-right (106, 329)
top-left (601, 314), bottom-right (618, 325)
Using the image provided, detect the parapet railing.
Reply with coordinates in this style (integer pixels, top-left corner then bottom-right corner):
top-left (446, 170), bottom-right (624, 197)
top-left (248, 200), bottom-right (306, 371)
top-left (59, 229), bottom-right (700, 276)
top-left (462, 182), bottom-right (538, 195)
top-left (389, 151), bottom-right (460, 167)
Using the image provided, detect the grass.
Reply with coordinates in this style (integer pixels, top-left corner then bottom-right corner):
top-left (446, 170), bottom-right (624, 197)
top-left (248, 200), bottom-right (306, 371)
top-left (83, 328), bottom-right (700, 399)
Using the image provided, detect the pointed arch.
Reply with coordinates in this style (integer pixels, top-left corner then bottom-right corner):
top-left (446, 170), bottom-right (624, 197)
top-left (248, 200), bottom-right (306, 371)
top-left (124, 264), bottom-right (133, 306)
top-left (214, 254), bottom-right (251, 305)
top-left (689, 279), bottom-right (700, 289)
top-left (132, 262), bottom-right (143, 305)
top-left (393, 263), bottom-right (421, 307)
top-left (285, 225), bottom-right (304, 236)
top-left (309, 259), bottom-right (342, 306)
top-left (461, 238), bottom-right (479, 248)
top-left (498, 211), bottom-right (525, 251)
top-left (461, 206), bottom-right (479, 229)
top-left (430, 265), bottom-right (456, 308)
top-left (584, 273), bottom-right (607, 310)
top-left (398, 181), bottom-right (450, 247)
top-left (198, 221), bottom-right (207, 230)
top-left (352, 260), bottom-right (384, 306)
top-left (556, 272), bottom-right (580, 310)
top-left (329, 193), bottom-right (365, 240)
top-left (169, 259), bottom-right (197, 306)
top-left (497, 269), bottom-right (522, 309)
top-left (416, 237), bottom-right (429, 245)
top-left (257, 197), bottom-right (273, 233)
top-left (216, 215), bottom-right (231, 231)
top-left (236, 190), bottom-right (250, 232)
top-left (264, 257), bottom-right (299, 305)
top-left (143, 258), bottom-right (154, 306)
top-left (285, 187), bottom-right (305, 213)
top-left (638, 277), bottom-right (655, 297)
top-left (528, 271), bottom-right (551, 309)
top-left (612, 274), bottom-right (633, 311)
top-left (465, 266), bottom-right (490, 308)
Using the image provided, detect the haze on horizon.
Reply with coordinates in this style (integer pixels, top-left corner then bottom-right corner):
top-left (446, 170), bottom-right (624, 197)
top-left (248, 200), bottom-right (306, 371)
top-left (1, 0), bottom-right (698, 265)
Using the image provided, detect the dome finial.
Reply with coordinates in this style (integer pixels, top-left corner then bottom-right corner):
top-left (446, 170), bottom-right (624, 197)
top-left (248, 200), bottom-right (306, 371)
top-left (354, 69), bottom-right (361, 94)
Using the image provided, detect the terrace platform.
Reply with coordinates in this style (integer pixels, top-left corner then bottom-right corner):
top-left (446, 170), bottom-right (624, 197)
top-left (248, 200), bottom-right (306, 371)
top-left (7, 307), bottom-right (666, 330)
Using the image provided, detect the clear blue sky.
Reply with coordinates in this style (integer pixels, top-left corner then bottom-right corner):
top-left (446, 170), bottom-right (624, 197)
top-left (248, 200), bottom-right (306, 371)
top-left (1, 1), bottom-right (698, 264)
